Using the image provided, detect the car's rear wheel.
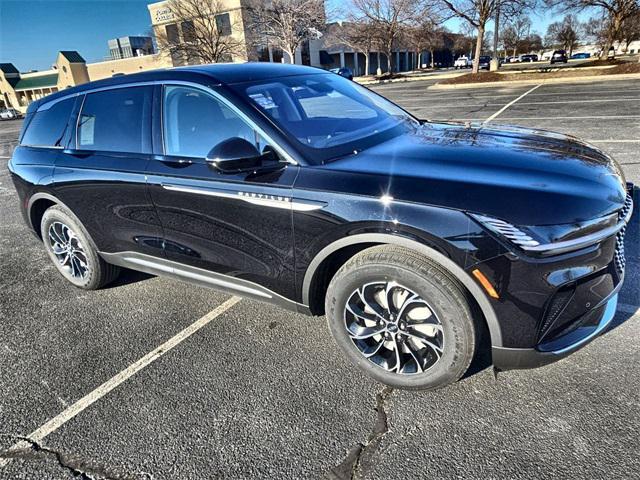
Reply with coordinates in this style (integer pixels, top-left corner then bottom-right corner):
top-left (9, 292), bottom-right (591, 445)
top-left (41, 205), bottom-right (120, 289)
top-left (325, 245), bottom-right (477, 390)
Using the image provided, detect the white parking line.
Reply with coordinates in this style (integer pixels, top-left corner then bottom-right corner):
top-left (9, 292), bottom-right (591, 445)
top-left (484, 84), bottom-right (542, 124)
top-left (588, 140), bottom-right (640, 143)
top-left (0, 296), bottom-right (241, 468)
top-left (425, 97), bottom-right (640, 109)
top-left (449, 115), bottom-right (640, 121)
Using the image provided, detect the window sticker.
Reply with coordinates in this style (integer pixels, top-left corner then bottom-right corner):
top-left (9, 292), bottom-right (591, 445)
top-left (249, 93), bottom-right (277, 110)
top-left (79, 115), bottom-right (95, 146)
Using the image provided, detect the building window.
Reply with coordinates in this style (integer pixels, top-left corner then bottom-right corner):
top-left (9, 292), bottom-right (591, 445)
top-left (165, 23), bottom-right (179, 44)
top-left (181, 21), bottom-right (195, 43)
top-left (215, 13), bottom-right (232, 36)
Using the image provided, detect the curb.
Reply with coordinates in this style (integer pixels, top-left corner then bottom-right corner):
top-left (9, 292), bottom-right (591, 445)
top-left (428, 73), bottom-right (640, 90)
top-left (356, 72), bottom-right (464, 85)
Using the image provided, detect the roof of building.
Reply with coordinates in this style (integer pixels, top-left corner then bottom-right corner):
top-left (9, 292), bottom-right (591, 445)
top-left (0, 63), bottom-right (19, 74)
top-left (60, 51), bottom-right (86, 63)
top-left (14, 73), bottom-right (59, 91)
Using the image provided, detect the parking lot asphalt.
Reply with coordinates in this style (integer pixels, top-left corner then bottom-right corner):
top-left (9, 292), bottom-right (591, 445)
top-left (1, 78), bottom-right (639, 479)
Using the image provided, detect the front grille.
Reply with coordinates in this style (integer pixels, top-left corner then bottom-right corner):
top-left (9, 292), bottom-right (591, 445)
top-left (614, 192), bottom-right (633, 275)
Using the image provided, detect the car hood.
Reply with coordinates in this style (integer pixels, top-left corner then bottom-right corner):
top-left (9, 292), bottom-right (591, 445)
top-left (324, 121), bottom-right (627, 226)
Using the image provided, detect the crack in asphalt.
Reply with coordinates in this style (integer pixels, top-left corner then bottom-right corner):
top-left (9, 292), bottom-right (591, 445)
top-left (329, 386), bottom-right (394, 480)
top-left (0, 435), bottom-right (152, 480)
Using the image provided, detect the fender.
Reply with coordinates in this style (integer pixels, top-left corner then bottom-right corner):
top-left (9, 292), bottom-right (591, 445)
top-left (26, 191), bottom-right (72, 231)
top-left (301, 233), bottom-right (503, 348)
top-left (27, 191), bottom-right (69, 214)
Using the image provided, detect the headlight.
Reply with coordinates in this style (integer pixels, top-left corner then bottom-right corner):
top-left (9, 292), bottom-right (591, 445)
top-left (470, 209), bottom-right (628, 256)
top-left (469, 214), bottom-right (541, 249)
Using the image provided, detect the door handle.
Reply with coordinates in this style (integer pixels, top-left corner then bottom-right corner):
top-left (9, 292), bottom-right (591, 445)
top-left (152, 155), bottom-right (193, 167)
top-left (63, 149), bottom-right (92, 158)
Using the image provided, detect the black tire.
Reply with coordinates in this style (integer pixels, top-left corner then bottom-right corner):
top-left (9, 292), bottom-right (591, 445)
top-left (325, 245), bottom-right (477, 391)
top-left (40, 204), bottom-right (120, 290)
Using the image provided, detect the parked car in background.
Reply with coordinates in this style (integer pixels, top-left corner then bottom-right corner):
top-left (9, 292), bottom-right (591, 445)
top-left (520, 54), bottom-right (538, 62)
top-left (571, 52), bottom-right (591, 59)
top-left (506, 56), bottom-right (521, 63)
top-left (9, 63), bottom-right (634, 390)
top-left (330, 67), bottom-right (353, 80)
top-left (454, 56), bottom-right (471, 68)
top-left (0, 108), bottom-right (21, 120)
top-left (550, 50), bottom-right (568, 64)
top-left (478, 56), bottom-right (491, 70)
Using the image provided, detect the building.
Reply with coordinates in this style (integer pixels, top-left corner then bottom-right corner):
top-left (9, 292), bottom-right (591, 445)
top-left (148, 0), bottom-right (255, 65)
top-left (147, 0), bottom-right (327, 66)
top-left (1, 0), bottom-right (423, 112)
top-left (0, 50), bottom-right (171, 113)
top-left (108, 36), bottom-right (155, 60)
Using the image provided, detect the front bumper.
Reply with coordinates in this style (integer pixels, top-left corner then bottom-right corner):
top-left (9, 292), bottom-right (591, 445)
top-left (492, 288), bottom-right (620, 370)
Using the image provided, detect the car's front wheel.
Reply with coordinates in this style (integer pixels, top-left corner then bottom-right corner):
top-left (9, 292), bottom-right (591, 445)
top-left (41, 205), bottom-right (120, 290)
top-left (325, 245), bottom-right (477, 390)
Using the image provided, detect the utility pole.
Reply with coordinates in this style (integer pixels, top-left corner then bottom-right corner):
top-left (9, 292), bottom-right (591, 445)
top-left (490, 1), bottom-right (501, 71)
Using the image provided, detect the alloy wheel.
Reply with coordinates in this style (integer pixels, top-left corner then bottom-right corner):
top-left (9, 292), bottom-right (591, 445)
top-left (48, 221), bottom-right (89, 279)
top-left (344, 281), bottom-right (444, 375)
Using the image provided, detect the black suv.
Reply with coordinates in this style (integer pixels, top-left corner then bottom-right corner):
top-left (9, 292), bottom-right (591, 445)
top-left (9, 64), bottom-right (633, 390)
top-left (550, 50), bottom-right (569, 64)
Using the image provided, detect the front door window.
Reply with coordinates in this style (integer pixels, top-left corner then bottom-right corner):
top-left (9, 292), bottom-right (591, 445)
top-left (163, 86), bottom-right (257, 158)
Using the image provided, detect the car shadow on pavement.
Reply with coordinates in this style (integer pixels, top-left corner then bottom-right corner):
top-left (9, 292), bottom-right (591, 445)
top-left (104, 268), bottom-right (154, 289)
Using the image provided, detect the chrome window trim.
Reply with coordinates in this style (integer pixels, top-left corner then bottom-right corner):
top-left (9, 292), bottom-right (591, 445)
top-left (38, 79), bottom-right (298, 165)
top-left (19, 144), bottom-right (64, 150)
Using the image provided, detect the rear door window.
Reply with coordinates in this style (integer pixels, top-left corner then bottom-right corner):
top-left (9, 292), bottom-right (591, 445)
top-left (20, 97), bottom-right (75, 147)
top-left (77, 86), bottom-right (152, 154)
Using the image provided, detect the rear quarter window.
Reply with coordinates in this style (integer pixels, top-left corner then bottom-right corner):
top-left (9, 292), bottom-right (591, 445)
top-left (20, 97), bottom-right (75, 147)
top-left (77, 86), bottom-right (152, 154)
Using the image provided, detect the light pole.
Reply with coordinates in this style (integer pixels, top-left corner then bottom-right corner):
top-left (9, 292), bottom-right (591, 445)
top-left (490, 1), bottom-right (501, 71)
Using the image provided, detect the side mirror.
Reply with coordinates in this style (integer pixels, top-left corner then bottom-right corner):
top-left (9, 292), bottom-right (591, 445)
top-left (206, 137), bottom-right (262, 173)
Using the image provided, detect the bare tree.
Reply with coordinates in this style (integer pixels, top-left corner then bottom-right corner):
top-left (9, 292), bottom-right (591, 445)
top-left (351, 0), bottom-right (422, 74)
top-left (403, 19), bottom-right (447, 69)
top-left (501, 15), bottom-right (532, 56)
top-left (617, 10), bottom-right (640, 51)
top-left (154, 0), bottom-right (245, 64)
top-left (545, 14), bottom-right (582, 56)
top-left (545, 0), bottom-right (640, 58)
top-left (437, 0), bottom-right (537, 72)
top-left (584, 15), bottom-right (609, 50)
top-left (325, 20), bottom-right (380, 75)
top-left (247, 0), bottom-right (326, 64)
top-left (520, 32), bottom-right (543, 52)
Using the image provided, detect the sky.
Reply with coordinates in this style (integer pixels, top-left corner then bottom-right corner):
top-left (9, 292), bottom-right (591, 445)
top-left (0, 0), bottom-right (158, 71)
top-left (0, 0), bottom-right (588, 73)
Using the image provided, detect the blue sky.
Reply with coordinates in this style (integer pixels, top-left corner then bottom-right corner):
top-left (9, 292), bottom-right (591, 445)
top-left (0, 0), bottom-right (157, 71)
top-left (1, 0), bottom-right (588, 72)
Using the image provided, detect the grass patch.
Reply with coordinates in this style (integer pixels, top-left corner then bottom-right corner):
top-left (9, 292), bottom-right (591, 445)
top-left (439, 61), bottom-right (640, 85)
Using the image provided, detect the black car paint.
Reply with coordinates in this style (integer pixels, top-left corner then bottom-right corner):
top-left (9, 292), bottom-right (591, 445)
top-left (9, 64), bottom-right (631, 372)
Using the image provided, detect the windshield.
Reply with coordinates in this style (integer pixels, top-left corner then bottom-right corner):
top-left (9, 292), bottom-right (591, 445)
top-left (231, 73), bottom-right (419, 163)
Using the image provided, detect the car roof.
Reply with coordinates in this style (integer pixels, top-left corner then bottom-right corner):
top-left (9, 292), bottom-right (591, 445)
top-left (29, 63), bottom-right (325, 112)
